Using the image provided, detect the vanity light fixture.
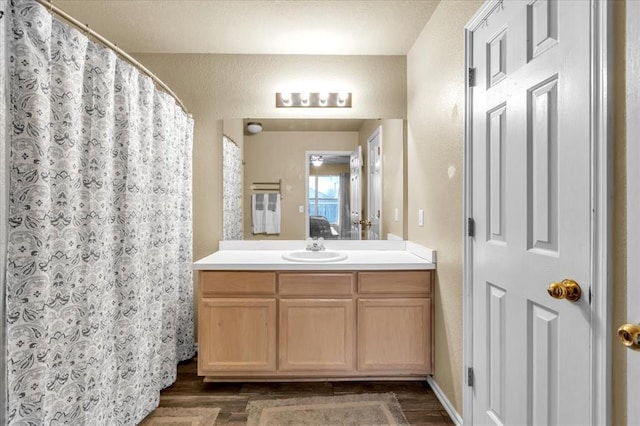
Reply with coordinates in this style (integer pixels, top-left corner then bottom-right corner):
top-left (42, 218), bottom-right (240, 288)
top-left (311, 155), bottom-right (324, 167)
top-left (246, 122), bottom-right (263, 134)
top-left (281, 92), bottom-right (291, 104)
top-left (276, 92), bottom-right (352, 108)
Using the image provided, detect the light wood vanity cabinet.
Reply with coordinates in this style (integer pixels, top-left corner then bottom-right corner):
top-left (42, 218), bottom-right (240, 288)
top-left (278, 273), bottom-right (355, 373)
top-left (198, 269), bottom-right (433, 380)
top-left (198, 272), bottom-right (277, 376)
top-left (358, 271), bottom-right (433, 373)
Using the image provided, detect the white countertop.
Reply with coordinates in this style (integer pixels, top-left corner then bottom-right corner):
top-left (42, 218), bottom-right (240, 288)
top-left (193, 240), bottom-right (436, 271)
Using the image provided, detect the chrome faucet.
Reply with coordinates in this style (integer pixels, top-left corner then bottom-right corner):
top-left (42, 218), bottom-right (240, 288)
top-left (305, 237), bottom-right (325, 252)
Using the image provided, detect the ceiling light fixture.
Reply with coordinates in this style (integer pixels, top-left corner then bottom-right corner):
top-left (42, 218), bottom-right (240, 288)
top-left (276, 92), bottom-right (352, 108)
top-left (311, 155), bottom-right (324, 167)
top-left (246, 122), bottom-right (263, 134)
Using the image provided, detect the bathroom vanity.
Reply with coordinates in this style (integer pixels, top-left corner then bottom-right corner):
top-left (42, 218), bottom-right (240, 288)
top-left (193, 240), bottom-right (436, 382)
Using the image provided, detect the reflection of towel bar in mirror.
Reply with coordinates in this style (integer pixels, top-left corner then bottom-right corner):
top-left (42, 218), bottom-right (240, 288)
top-left (251, 179), bottom-right (282, 198)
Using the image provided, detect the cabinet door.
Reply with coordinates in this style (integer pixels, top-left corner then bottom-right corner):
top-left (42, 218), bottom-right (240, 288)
top-left (357, 298), bottom-right (432, 373)
top-left (198, 298), bottom-right (276, 374)
top-left (279, 299), bottom-right (355, 371)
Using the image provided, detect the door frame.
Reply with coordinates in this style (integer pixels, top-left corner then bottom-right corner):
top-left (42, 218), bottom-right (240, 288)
top-left (366, 126), bottom-right (382, 239)
top-left (626, 0), bottom-right (640, 418)
top-left (462, 1), bottom-right (612, 424)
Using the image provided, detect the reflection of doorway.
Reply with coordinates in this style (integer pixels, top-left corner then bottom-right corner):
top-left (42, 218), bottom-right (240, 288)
top-left (349, 146), bottom-right (362, 240)
top-left (305, 151), bottom-right (352, 239)
top-left (367, 127), bottom-right (382, 240)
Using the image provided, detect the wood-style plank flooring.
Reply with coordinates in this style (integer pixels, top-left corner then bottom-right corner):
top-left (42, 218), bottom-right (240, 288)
top-left (155, 357), bottom-right (454, 425)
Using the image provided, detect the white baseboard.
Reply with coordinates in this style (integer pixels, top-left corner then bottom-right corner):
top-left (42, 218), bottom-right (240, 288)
top-left (426, 376), bottom-right (463, 425)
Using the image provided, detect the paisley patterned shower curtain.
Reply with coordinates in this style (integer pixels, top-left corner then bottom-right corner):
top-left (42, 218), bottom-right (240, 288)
top-left (6, 1), bottom-right (195, 423)
top-left (222, 136), bottom-right (243, 240)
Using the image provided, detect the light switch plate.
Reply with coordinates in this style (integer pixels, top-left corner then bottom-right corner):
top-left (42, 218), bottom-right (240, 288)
top-left (418, 209), bottom-right (424, 227)
top-left (299, 205), bottom-right (304, 213)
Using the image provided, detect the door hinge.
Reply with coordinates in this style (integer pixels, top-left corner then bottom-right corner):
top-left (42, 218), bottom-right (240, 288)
top-left (467, 217), bottom-right (475, 237)
top-left (467, 367), bottom-right (474, 387)
top-left (468, 67), bottom-right (476, 87)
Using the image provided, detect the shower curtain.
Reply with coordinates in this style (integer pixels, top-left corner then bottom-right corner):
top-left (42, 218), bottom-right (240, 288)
top-left (6, 1), bottom-right (195, 424)
top-left (222, 136), bottom-right (243, 240)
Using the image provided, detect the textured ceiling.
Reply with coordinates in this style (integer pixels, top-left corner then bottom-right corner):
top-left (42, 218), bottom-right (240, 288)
top-left (53, 1), bottom-right (440, 55)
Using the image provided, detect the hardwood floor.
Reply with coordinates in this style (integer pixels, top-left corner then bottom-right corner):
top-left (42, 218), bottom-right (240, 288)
top-left (155, 357), bottom-right (454, 425)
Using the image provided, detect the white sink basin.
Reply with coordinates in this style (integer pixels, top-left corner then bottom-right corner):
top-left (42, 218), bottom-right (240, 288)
top-left (282, 250), bottom-right (348, 263)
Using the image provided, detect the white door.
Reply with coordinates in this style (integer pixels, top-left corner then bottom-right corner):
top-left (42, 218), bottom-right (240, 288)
top-left (468, 1), bottom-right (592, 424)
top-left (626, 0), bottom-right (640, 417)
top-left (367, 127), bottom-right (382, 240)
top-left (349, 146), bottom-right (362, 240)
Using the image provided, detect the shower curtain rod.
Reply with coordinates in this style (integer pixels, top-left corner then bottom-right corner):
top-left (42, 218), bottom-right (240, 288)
top-left (35, 0), bottom-right (190, 116)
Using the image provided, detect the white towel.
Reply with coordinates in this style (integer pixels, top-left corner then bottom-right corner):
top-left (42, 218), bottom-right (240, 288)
top-left (264, 193), bottom-right (281, 234)
top-left (251, 194), bottom-right (266, 234)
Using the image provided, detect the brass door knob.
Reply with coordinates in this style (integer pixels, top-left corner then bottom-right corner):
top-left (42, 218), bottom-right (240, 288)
top-left (353, 220), bottom-right (372, 227)
top-left (547, 279), bottom-right (582, 302)
top-left (617, 324), bottom-right (640, 350)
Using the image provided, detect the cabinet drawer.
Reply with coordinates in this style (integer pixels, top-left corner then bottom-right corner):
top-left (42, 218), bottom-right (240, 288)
top-left (279, 273), bottom-right (354, 296)
top-left (200, 271), bottom-right (276, 296)
top-left (358, 271), bottom-right (432, 295)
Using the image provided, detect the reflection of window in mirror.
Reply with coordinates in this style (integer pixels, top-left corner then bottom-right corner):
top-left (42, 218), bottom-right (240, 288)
top-left (309, 175), bottom-right (341, 239)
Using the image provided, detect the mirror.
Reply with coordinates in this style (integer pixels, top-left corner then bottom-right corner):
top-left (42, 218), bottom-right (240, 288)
top-left (222, 118), bottom-right (405, 241)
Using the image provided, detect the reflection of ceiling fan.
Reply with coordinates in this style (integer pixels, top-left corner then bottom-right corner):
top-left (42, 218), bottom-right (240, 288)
top-left (310, 155), bottom-right (324, 167)
top-left (310, 154), bottom-right (351, 166)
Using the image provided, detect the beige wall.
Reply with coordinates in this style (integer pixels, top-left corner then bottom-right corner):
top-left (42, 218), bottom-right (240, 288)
top-left (312, 163), bottom-right (350, 176)
top-left (381, 120), bottom-right (406, 239)
top-left (242, 131), bottom-right (357, 240)
top-left (133, 53), bottom-right (407, 259)
top-left (406, 0), bottom-right (484, 415)
top-left (222, 119), bottom-right (244, 150)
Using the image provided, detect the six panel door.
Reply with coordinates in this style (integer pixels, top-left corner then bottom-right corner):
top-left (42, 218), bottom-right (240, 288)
top-left (470, 0), bottom-right (592, 424)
